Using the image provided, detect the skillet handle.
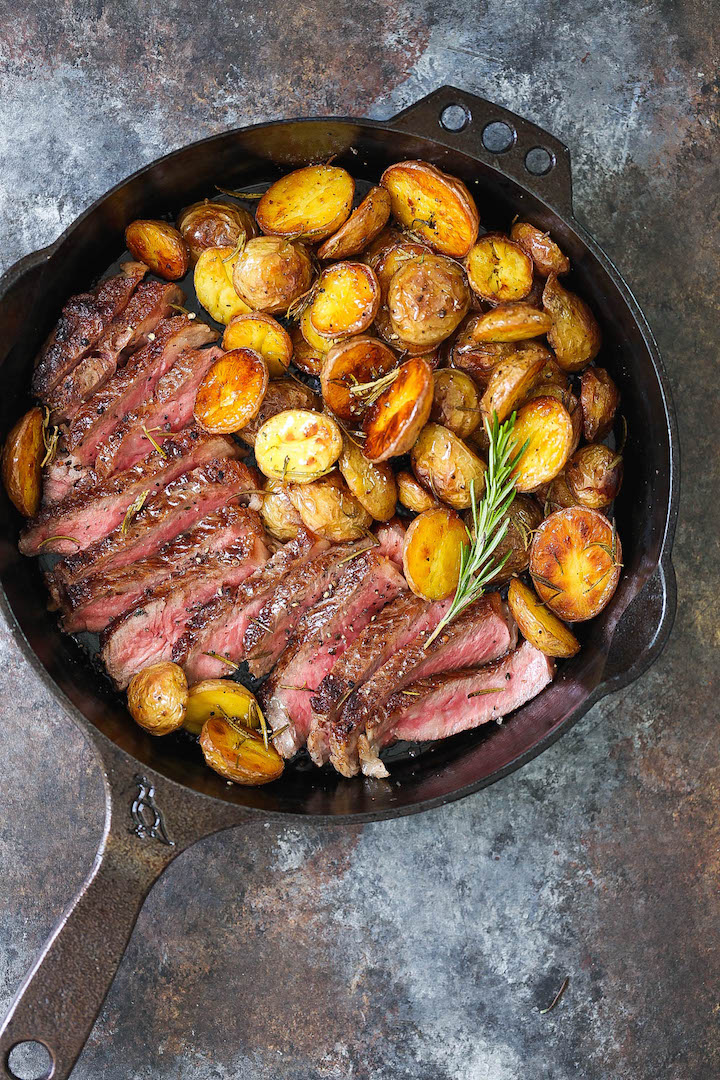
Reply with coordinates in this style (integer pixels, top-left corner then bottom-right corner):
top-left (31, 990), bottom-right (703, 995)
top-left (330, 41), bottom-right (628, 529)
top-left (0, 738), bottom-right (243, 1080)
top-left (388, 86), bottom-right (574, 218)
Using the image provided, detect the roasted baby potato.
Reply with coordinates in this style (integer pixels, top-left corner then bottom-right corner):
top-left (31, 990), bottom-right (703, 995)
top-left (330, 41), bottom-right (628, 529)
top-left (308, 262), bottom-right (380, 339)
top-left (480, 344), bottom-right (548, 423)
top-left (288, 471), bottom-right (372, 541)
top-left (411, 423), bottom-right (487, 510)
top-left (317, 185), bottom-right (391, 260)
top-left (566, 444), bottom-right (623, 509)
top-left (222, 313), bottom-right (292, 378)
top-left (543, 274), bottom-right (601, 371)
top-left (233, 237), bottom-right (313, 314)
top-left (177, 200), bottom-right (257, 265)
top-left (300, 305), bottom-right (338, 355)
top-left (530, 506), bottom-right (622, 621)
top-left (259, 478), bottom-right (303, 541)
top-left (255, 409), bottom-right (343, 482)
top-left (200, 714), bottom-right (284, 785)
top-left (396, 469), bottom-right (440, 513)
top-left (127, 662), bottom-right (188, 735)
top-left (402, 507), bottom-right (469, 600)
top-left (521, 355), bottom-right (571, 406)
top-left (237, 378), bottom-right (320, 448)
top-left (2, 406), bottom-right (44, 516)
top-left (194, 349), bottom-right (269, 434)
top-left (508, 579), bottom-right (580, 658)
top-left (184, 678), bottom-right (262, 736)
top-left (125, 219), bottom-right (189, 281)
top-left (544, 472), bottom-right (581, 514)
top-left (580, 367), bottom-right (620, 441)
top-left (320, 335), bottom-right (398, 423)
top-left (449, 318), bottom-right (516, 384)
top-left (290, 323), bottom-right (324, 376)
top-left (465, 233), bottom-right (534, 303)
top-left (510, 222), bottom-right (570, 277)
top-left (509, 396), bottom-right (575, 492)
top-left (470, 302), bottom-right (552, 342)
top-left (373, 304), bottom-right (440, 357)
top-left (256, 165), bottom-right (354, 242)
top-left (431, 368), bottom-right (481, 438)
top-left (194, 245), bottom-right (252, 324)
top-left (373, 237), bottom-right (431, 299)
top-left (381, 160), bottom-right (479, 257)
top-left (484, 494), bottom-right (543, 583)
top-left (338, 436), bottom-right (397, 521)
top-left (363, 357), bottom-right (434, 462)
top-left (388, 255), bottom-right (470, 350)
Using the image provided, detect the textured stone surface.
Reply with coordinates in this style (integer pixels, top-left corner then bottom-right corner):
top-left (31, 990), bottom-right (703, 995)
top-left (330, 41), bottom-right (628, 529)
top-left (0, 2), bottom-right (718, 1078)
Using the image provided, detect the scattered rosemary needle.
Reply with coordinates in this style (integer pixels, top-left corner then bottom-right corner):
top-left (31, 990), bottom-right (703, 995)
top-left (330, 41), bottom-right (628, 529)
top-left (142, 426), bottom-right (167, 458)
top-left (348, 368), bottom-right (400, 406)
top-left (222, 232), bottom-right (247, 262)
top-left (467, 687), bottom-right (504, 699)
top-left (37, 534), bottom-right (80, 549)
top-left (169, 303), bottom-right (197, 319)
top-left (121, 489), bottom-right (149, 535)
top-left (216, 186), bottom-right (263, 200)
top-left (539, 975), bottom-right (570, 1014)
top-left (202, 651), bottom-right (239, 671)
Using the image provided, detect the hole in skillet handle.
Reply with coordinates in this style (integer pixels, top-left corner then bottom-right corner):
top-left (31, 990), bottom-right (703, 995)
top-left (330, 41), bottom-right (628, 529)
top-left (481, 120), bottom-right (516, 153)
top-left (439, 103), bottom-right (471, 132)
top-left (525, 146), bottom-right (555, 176)
top-left (6, 1041), bottom-right (54, 1080)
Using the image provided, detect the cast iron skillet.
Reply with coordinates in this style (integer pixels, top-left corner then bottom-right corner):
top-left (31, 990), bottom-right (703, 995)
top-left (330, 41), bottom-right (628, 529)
top-left (0, 87), bottom-right (678, 1080)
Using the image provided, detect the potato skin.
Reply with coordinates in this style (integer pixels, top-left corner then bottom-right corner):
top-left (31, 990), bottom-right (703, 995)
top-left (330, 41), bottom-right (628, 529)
top-left (402, 507), bottom-right (469, 600)
top-left (481, 343), bottom-right (548, 423)
top-left (363, 357), bottom-right (434, 462)
top-left (484, 494), bottom-right (543, 583)
top-left (338, 437), bottom-right (397, 521)
top-left (259, 477), bottom-right (303, 541)
top-left (288, 471), bottom-right (372, 541)
top-left (509, 396), bottom-right (575, 492)
top-left (290, 323), bottom-right (324, 376)
top-left (373, 238), bottom-right (431, 300)
top-left (465, 233), bottom-right (534, 303)
top-left (388, 255), bottom-right (470, 349)
top-left (194, 246), bottom-right (252, 324)
top-left (530, 506), bottom-right (622, 621)
top-left (127, 662), bottom-right (188, 735)
top-left (317, 185), bottom-right (391, 260)
top-left (256, 165), bottom-right (354, 241)
top-left (177, 200), bottom-right (257, 265)
top-left (543, 274), bottom-right (601, 371)
top-left (381, 160), bottom-right (480, 257)
top-left (236, 378), bottom-right (320, 447)
top-left (125, 219), bottom-right (189, 281)
top-left (566, 444), bottom-right (623, 509)
top-left (2, 407), bottom-right (44, 516)
top-left (321, 335), bottom-right (398, 423)
top-left (510, 222), bottom-right (570, 277)
top-left (193, 349), bottom-right (269, 434)
top-left (396, 469), bottom-right (440, 513)
top-left (449, 318), bottom-right (516, 385)
top-left (233, 236), bottom-right (313, 314)
top-left (200, 714), bottom-right (284, 785)
top-left (508, 578), bottom-right (580, 658)
top-left (580, 367), bottom-right (619, 441)
top-left (544, 472), bottom-right (582, 514)
top-left (470, 302), bottom-right (552, 343)
top-left (411, 423), bottom-right (487, 510)
top-left (431, 368), bottom-right (481, 438)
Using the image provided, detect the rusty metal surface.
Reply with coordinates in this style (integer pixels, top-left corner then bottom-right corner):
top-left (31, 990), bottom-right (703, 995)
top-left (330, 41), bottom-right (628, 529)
top-left (0, 2), bottom-right (718, 1078)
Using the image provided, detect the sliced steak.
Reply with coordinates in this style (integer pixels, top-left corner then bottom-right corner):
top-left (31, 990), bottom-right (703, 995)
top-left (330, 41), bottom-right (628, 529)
top-left (359, 641), bottom-right (555, 778)
top-left (23, 429), bottom-right (238, 556)
top-left (373, 517), bottom-right (406, 565)
top-left (32, 262), bottom-right (147, 400)
top-left (260, 551), bottom-right (406, 758)
top-left (101, 517), bottom-right (269, 689)
top-left (61, 505), bottom-right (262, 634)
top-left (329, 592), bottom-right (517, 777)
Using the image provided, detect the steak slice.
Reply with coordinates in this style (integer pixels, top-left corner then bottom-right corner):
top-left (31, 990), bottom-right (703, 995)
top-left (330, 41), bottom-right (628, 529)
top-left (61, 505), bottom-right (262, 634)
top-left (32, 262), bottom-right (147, 400)
top-left (329, 592), bottom-right (517, 777)
top-left (23, 429), bottom-right (238, 556)
top-left (260, 551), bottom-right (406, 758)
top-left (100, 514), bottom-right (269, 689)
top-left (373, 517), bottom-right (406, 565)
top-left (359, 641), bottom-right (555, 778)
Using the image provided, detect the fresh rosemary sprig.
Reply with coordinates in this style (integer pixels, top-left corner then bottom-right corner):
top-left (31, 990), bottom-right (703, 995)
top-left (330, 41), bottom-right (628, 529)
top-left (423, 411), bottom-right (527, 648)
top-left (348, 368), bottom-right (400, 406)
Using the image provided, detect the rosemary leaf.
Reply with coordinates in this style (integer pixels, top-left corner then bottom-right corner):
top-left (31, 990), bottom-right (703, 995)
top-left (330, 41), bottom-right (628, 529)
top-left (202, 651), bottom-right (239, 670)
top-left (121, 489), bottom-right (149, 536)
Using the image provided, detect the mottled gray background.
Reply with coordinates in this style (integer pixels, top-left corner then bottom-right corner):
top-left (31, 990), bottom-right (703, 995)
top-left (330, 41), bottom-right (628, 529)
top-left (1, 2), bottom-right (719, 1078)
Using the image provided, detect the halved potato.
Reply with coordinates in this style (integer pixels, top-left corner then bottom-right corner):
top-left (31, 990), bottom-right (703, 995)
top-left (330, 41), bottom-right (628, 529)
top-left (484, 494), bottom-right (544, 583)
top-left (338, 436), bottom-right (397, 521)
top-left (256, 165), bottom-right (354, 241)
top-left (2, 407), bottom-right (44, 516)
top-left (125, 219), bottom-right (188, 281)
top-left (222, 313), bottom-right (292, 377)
top-left (510, 222), bottom-right (570, 277)
top-left (387, 255), bottom-right (470, 350)
top-left (237, 378), bottom-right (319, 448)
top-left (259, 477), bottom-right (303, 541)
top-left (402, 507), bottom-right (469, 600)
top-left (508, 578), bottom-right (580, 657)
top-left (362, 226), bottom-right (404, 271)
top-left (411, 423), bottom-right (487, 510)
top-left (233, 236), bottom-right (313, 314)
top-left (431, 368), bottom-right (481, 438)
top-left (580, 367), bottom-right (620, 441)
top-left (470, 302), bottom-right (552, 343)
top-left (200, 714), bottom-right (284, 785)
top-left (521, 355), bottom-right (571, 406)
top-left (127, 662), bottom-right (188, 735)
top-left (254, 408), bottom-right (343, 482)
top-left (287, 471), bottom-right (372, 541)
top-left (363, 357), bottom-right (434, 462)
top-left (290, 323), bottom-right (324, 375)
top-left (308, 262), bottom-right (380, 340)
top-left (193, 349), bottom-right (269, 433)
top-left (396, 469), bottom-right (440, 513)
top-left (509, 396), bottom-right (575, 492)
top-left (566, 444), bottom-right (623, 509)
top-left (374, 238), bottom-right (431, 299)
top-left (480, 344), bottom-right (548, 423)
top-left (449, 318), bottom-right (517, 384)
top-left (177, 200), bottom-right (257, 265)
top-left (194, 246), bottom-right (252, 324)
top-left (543, 274), bottom-right (601, 370)
top-left (184, 678), bottom-right (262, 736)
top-left (465, 233), bottom-right (534, 303)
top-left (300, 305), bottom-right (339, 355)
top-left (381, 160), bottom-right (479, 257)
top-left (320, 335), bottom-right (398, 423)
top-left (530, 506), bottom-right (622, 621)
top-left (317, 185), bottom-right (391, 260)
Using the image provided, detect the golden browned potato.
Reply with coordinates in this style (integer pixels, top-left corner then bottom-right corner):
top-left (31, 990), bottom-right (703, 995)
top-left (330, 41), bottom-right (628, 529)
top-left (431, 369), bottom-right (481, 438)
top-left (184, 678), bottom-right (263, 736)
top-left (480, 344), bottom-right (548, 423)
top-left (287, 471), bottom-right (372, 541)
top-left (193, 349), bottom-right (269, 433)
top-left (259, 478), bottom-right (303, 541)
top-left (544, 472), bottom-right (581, 514)
top-left (484, 494), bottom-right (543, 583)
top-left (449, 318), bottom-right (517, 385)
top-left (521, 355), bottom-right (571, 406)
top-left (469, 302), bottom-right (552, 343)
top-left (177, 200), bottom-right (257, 265)
top-left (396, 469), bottom-right (440, 513)
top-left (256, 165), bottom-right (354, 241)
top-left (300, 305), bottom-right (338, 355)
top-left (290, 323), bottom-right (325, 376)
top-left (236, 378), bottom-right (320, 447)
top-left (465, 233), bottom-right (534, 303)
top-left (194, 245), bottom-right (252, 324)
top-left (387, 255), bottom-right (470, 349)
top-left (363, 357), bottom-right (434, 462)
top-left (530, 506), bottom-right (622, 621)
top-left (255, 409), bottom-right (343, 482)
top-left (508, 578), bottom-right (580, 658)
top-left (308, 262), bottom-right (380, 339)
top-left (373, 304), bottom-right (441, 357)
top-left (402, 507), bottom-right (469, 600)
top-left (566, 444), bottom-right (623, 509)
top-left (509, 396), bottom-right (575, 492)
top-left (338, 436), bottom-right (397, 521)
top-left (543, 274), bottom-right (601, 370)
top-left (200, 714), bottom-right (284, 785)
top-left (580, 367), bottom-right (620, 441)
top-left (320, 335), bottom-right (398, 423)
top-left (222, 313), bottom-right (292, 378)
top-left (411, 423), bottom-right (487, 510)
top-left (233, 236), bottom-right (313, 314)
top-left (127, 662), bottom-right (188, 735)
top-left (373, 237), bottom-right (431, 299)
top-left (381, 160), bottom-right (479, 257)
top-left (510, 222), bottom-right (570, 277)
top-left (125, 219), bottom-right (189, 281)
top-left (361, 226), bottom-right (404, 271)
top-left (317, 185), bottom-right (391, 260)
top-left (2, 407), bottom-right (44, 517)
